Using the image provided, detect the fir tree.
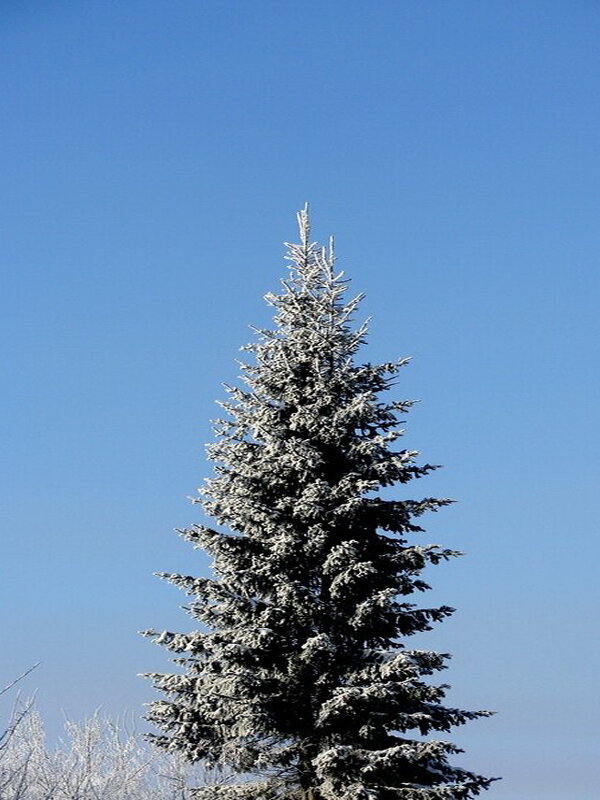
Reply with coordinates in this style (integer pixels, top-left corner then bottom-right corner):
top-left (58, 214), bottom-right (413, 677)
top-left (143, 207), bottom-right (496, 800)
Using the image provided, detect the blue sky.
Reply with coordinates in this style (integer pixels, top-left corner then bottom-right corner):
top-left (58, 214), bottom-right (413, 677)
top-left (1, 2), bottom-right (599, 797)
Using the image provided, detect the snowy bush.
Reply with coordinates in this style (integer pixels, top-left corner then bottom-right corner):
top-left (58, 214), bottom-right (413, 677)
top-left (0, 688), bottom-right (230, 799)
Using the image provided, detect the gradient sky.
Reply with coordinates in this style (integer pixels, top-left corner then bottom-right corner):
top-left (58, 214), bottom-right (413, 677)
top-left (2, 2), bottom-right (599, 798)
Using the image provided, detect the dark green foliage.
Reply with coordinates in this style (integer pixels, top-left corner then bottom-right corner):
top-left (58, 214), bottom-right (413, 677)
top-left (143, 207), bottom-right (496, 799)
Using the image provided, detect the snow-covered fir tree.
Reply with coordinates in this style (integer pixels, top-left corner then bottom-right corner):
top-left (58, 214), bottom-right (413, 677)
top-left (143, 207), bottom-right (496, 800)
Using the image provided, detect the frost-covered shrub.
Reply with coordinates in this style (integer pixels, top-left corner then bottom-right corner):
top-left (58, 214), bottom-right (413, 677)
top-left (0, 699), bottom-right (230, 799)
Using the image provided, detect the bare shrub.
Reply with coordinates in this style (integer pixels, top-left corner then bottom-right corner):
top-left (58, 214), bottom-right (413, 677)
top-left (0, 675), bottom-right (230, 799)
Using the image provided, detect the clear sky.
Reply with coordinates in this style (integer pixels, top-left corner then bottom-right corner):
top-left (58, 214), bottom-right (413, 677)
top-left (1, 2), bottom-right (599, 797)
